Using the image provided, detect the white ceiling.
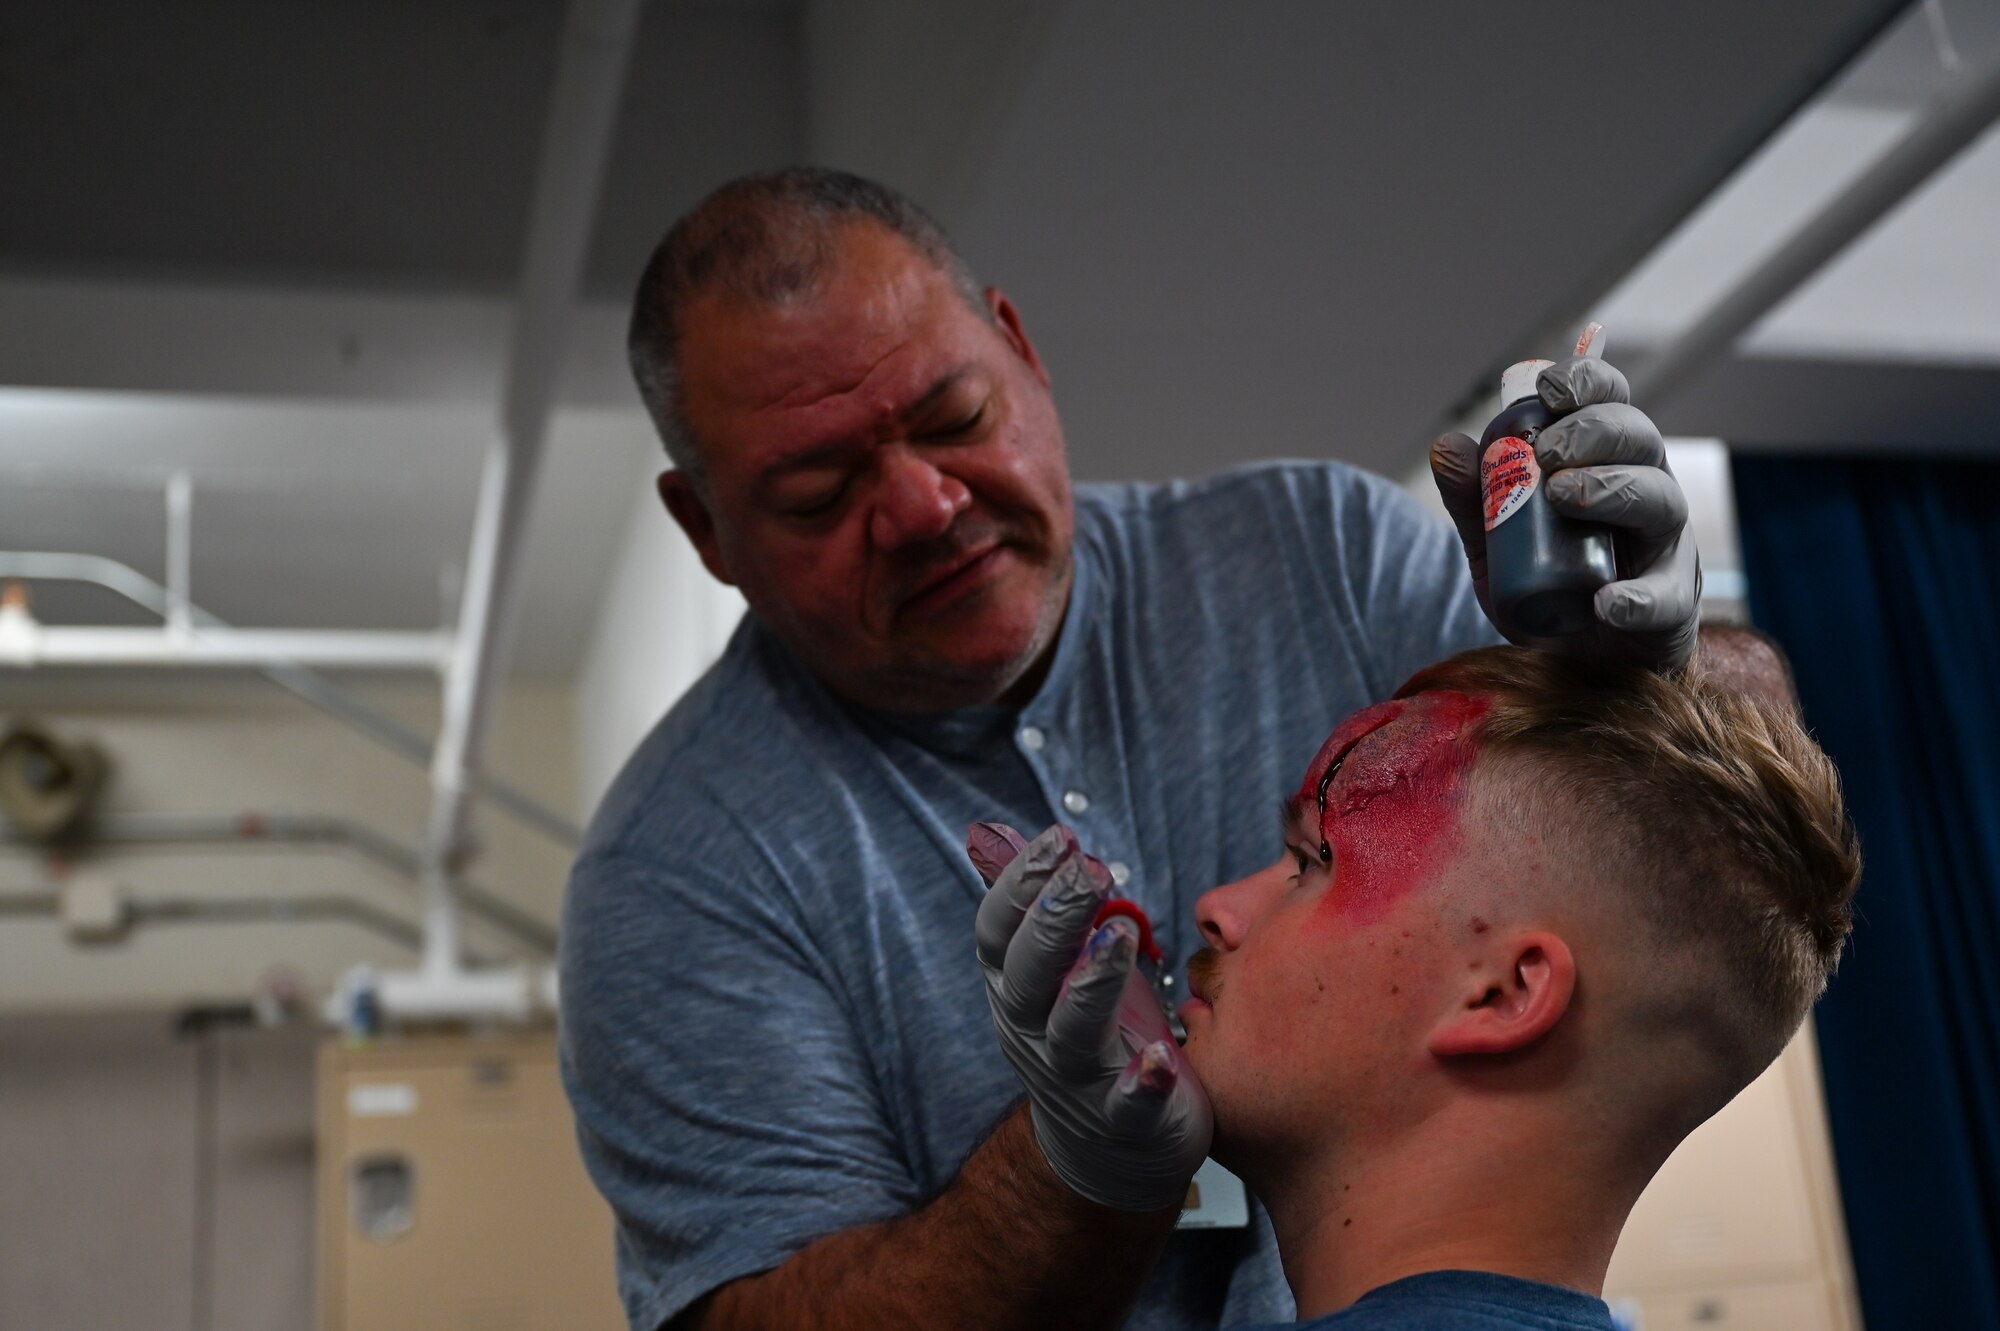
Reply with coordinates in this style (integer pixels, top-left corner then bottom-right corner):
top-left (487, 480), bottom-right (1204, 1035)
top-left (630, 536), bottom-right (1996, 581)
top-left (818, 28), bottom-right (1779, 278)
top-left (916, 1), bottom-right (1910, 483)
top-left (1588, 0), bottom-right (2000, 450)
top-left (1597, 0), bottom-right (2000, 364)
top-left (4, 0), bottom-right (1950, 681)
top-left (0, 391), bottom-right (648, 665)
top-left (2, 0), bottom-right (799, 677)
top-left (0, 0), bottom-right (801, 294)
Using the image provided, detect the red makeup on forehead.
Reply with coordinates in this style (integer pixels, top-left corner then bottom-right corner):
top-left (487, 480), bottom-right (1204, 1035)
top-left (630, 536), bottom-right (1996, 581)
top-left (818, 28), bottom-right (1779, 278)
top-left (1292, 690), bottom-right (1490, 923)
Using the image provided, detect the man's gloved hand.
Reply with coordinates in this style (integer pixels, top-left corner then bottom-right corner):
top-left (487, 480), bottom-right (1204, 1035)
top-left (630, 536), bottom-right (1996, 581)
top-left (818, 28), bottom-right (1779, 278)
top-left (1430, 353), bottom-right (1702, 670)
top-left (970, 822), bottom-right (1211, 1213)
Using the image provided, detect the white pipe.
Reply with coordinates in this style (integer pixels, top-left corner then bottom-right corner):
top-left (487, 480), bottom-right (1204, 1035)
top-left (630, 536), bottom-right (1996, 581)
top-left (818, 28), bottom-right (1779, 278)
top-left (414, 0), bottom-right (644, 982)
top-left (0, 550), bottom-right (583, 847)
top-left (322, 963), bottom-right (557, 1028)
top-left (0, 810), bottom-right (559, 956)
top-left (0, 888), bottom-right (431, 952)
top-left (1, 624), bottom-right (451, 669)
top-left (165, 471), bottom-right (192, 638)
top-left (376, 966), bottom-right (544, 1022)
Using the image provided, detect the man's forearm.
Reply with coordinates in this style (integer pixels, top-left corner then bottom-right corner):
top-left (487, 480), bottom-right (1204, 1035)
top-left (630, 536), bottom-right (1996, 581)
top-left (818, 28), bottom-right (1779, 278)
top-left (687, 1103), bottom-right (1178, 1331)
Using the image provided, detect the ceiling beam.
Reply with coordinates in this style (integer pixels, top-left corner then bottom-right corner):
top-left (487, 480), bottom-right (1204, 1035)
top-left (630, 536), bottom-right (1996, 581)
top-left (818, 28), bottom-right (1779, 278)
top-left (1631, 51), bottom-right (2000, 407)
top-left (1649, 353), bottom-right (2000, 453)
top-left (802, 0), bottom-right (1066, 230)
top-left (0, 275), bottom-right (637, 408)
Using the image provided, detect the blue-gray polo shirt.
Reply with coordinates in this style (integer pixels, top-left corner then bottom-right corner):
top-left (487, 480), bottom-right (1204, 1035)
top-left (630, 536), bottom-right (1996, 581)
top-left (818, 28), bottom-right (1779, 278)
top-left (1238, 1271), bottom-right (1618, 1329)
top-left (559, 460), bottom-right (1496, 1331)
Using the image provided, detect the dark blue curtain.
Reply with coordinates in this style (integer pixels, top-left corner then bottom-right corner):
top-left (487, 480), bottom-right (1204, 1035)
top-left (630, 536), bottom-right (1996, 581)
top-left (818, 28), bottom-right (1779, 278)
top-left (1733, 454), bottom-right (2000, 1331)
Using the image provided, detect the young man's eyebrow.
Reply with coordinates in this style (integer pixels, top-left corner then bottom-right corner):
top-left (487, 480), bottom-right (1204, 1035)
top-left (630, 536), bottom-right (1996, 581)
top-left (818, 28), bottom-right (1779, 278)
top-left (1279, 729), bottom-right (1370, 842)
top-left (1294, 736), bottom-right (1362, 828)
top-left (1316, 744), bottom-right (1351, 811)
top-left (1279, 793), bottom-right (1313, 840)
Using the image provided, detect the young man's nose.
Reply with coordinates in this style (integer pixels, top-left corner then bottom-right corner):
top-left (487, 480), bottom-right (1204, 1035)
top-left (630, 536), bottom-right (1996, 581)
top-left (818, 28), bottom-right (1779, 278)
top-left (1194, 859), bottom-right (1288, 950)
top-left (869, 446), bottom-right (971, 549)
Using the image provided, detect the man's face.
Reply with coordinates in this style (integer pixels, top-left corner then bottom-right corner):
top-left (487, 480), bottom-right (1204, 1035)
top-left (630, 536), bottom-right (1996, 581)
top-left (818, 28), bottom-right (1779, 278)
top-left (664, 223), bottom-right (1076, 712)
top-left (1180, 690), bottom-right (1492, 1170)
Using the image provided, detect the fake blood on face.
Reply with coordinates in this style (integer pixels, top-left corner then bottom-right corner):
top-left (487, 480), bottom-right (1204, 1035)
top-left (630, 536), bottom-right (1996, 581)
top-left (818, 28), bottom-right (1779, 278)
top-left (1291, 691), bottom-right (1489, 924)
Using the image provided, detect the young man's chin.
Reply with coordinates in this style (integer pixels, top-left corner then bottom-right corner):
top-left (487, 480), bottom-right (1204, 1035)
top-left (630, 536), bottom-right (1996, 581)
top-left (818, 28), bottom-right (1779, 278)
top-left (1199, 1120), bottom-right (1260, 1189)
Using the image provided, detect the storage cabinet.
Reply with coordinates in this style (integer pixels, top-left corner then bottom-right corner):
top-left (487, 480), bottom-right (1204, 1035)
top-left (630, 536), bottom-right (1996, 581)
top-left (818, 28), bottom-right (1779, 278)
top-left (317, 1031), bottom-right (626, 1331)
top-left (1603, 1022), bottom-right (1861, 1330)
top-left (1615, 1279), bottom-right (1840, 1329)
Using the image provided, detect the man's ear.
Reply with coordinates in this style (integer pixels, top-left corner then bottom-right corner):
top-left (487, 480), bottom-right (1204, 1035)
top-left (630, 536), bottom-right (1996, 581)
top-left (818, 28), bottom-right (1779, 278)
top-left (657, 470), bottom-right (737, 587)
top-left (985, 287), bottom-right (1052, 390)
top-left (1427, 931), bottom-right (1576, 1058)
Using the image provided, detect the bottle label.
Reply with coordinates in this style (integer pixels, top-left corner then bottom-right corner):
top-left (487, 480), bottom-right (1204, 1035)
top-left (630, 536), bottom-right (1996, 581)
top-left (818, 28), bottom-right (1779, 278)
top-left (1481, 436), bottom-right (1539, 531)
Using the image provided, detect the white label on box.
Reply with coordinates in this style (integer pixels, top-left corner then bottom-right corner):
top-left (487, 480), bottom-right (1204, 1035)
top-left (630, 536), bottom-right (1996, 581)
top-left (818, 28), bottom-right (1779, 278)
top-left (1177, 1157), bottom-right (1251, 1229)
top-left (348, 1082), bottom-right (419, 1117)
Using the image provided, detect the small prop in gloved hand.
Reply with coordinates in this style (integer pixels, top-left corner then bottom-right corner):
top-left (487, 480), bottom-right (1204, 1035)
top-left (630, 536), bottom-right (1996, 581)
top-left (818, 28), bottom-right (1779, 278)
top-left (967, 821), bottom-right (1031, 883)
top-left (1431, 321), bottom-right (1701, 670)
top-left (1477, 323), bottom-right (1619, 641)
top-left (971, 821), bottom-right (1175, 1036)
top-left (968, 821), bottom-right (1211, 1213)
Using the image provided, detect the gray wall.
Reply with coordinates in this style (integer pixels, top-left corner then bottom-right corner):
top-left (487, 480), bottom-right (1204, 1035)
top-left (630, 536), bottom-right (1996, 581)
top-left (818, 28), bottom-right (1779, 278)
top-left (0, 1013), bottom-right (316, 1331)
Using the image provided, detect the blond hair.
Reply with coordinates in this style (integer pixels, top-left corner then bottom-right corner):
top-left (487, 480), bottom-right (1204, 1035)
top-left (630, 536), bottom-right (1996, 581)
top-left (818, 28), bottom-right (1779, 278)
top-left (1398, 642), bottom-right (1860, 1074)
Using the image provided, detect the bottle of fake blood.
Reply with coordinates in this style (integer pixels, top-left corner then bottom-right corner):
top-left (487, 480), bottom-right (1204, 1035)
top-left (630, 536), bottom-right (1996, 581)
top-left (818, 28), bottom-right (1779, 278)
top-left (1478, 337), bottom-right (1618, 640)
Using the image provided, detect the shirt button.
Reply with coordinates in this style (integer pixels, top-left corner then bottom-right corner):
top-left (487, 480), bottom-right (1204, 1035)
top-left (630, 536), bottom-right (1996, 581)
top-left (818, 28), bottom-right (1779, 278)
top-left (1020, 726), bottom-right (1046, 752)
top-left (1108, 861), bottom-right (1131, 887)
top-left (1062, 789), bottom-right (1090, 815)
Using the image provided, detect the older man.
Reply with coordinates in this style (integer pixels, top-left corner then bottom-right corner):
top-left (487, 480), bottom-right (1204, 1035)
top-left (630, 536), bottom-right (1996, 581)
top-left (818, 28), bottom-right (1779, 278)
top-left (560, 168), bottom-right (1705, 1331)
top-left (974, 645), bottom-right (1857, 1327)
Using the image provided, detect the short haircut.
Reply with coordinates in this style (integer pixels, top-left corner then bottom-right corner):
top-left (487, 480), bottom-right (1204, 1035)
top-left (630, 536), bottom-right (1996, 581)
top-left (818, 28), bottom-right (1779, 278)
top-left (626, 167), bottom-right (990, 482)
top-left (1397, 642), bottom-right (1860, 1080)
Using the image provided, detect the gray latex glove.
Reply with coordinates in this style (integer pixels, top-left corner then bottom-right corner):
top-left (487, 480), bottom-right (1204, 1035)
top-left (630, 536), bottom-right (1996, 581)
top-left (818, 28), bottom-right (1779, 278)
top-left (970, 822), bottom-right (1212, 1213)
top-left (1430, 354), bottom-right (1702, 669)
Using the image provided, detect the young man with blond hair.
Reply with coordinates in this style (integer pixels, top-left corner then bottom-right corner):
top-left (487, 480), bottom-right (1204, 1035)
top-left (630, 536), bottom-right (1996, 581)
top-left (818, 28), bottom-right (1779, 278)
top-left (977, 643), bottom-right (1858, 1328)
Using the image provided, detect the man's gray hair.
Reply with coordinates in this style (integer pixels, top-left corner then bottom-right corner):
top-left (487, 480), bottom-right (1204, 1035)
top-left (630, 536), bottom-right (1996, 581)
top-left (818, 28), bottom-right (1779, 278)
top-left (627, 167), bottom-right (990, 482)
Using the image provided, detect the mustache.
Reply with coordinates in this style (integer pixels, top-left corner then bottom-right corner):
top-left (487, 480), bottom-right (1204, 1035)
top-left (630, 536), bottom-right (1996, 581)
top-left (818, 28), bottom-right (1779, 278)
top-left (882, 517), bottom-right (1021, 607)
top-left (1186, 947), bottom-right (1222, 1002)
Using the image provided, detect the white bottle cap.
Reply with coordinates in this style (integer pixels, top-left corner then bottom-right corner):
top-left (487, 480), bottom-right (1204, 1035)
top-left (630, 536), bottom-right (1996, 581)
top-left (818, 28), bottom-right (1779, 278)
top-left (1500, 358), bottom-right (1553, 407)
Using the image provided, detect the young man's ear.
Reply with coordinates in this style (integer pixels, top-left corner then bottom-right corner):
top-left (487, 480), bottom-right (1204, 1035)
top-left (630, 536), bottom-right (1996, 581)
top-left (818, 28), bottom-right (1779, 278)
top-left (658, 470), bottom-right (737, 587)
top-left (1427, 931), bottom-right (1576, 1058)
top-left (985, 287), bottom-right (1052, 391)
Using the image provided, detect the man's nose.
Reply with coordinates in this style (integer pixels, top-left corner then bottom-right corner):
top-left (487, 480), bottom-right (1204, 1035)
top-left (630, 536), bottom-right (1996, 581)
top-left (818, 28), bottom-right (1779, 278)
top-left (869, 446), bottom-right (971, 549)
top-left (1192, 871), bottom-right (1256, 943)
top-left (1195, 863), bottom-right (1282, 950)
